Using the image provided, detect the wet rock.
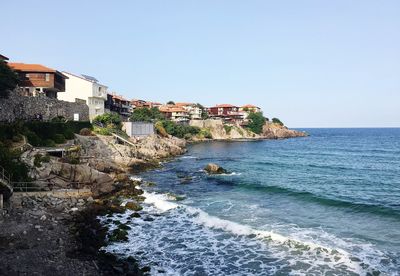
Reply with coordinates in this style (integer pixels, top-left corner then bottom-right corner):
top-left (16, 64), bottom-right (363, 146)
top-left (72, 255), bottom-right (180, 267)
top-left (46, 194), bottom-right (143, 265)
top-left (125, 202), bottom-right (143, 212)
top-left (204, 163), bottom-right (227, 174)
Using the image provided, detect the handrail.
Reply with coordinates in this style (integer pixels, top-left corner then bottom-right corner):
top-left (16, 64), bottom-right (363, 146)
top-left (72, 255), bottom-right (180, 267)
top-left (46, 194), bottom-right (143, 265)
top-left (12, 181), bottom-right (92, 193)
top-left (111, 133), bottom-right (136, 147)
top-left (0, 165), bottom-right (11, 185)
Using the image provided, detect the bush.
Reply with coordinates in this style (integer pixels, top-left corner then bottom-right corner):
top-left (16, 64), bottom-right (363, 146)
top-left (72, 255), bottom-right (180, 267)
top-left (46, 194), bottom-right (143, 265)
top-left (42, 139), bottom-right (56, 147)
top-left (33, 153), bottom-right (50, 167)
top-left (131, 108), bottom-right (163, 122)
top-left (247, 112), bottom-right (266, 134)
top-left (199, 129), bottom-right (213, 139)
top-left (79, 128), bottom-right (93, 136)
top-left (159, 120), bottom-right (200, 139)
top-left (0, 143), bottom-right (30, 182)
top-left (0, 60), bottom-right (18, 99)
top-left (93, 113), bottom-right (121, 128)
top-left (272, 118), bottom-right (284, 126)
top-left (154, 121), bottom-right (168, 137)
top-left (53, 134), bottom-right (66, 144)
top-left (25, 130), bottom-right (42, 146)
top-left (224, 125), bottom-right (233, 134)
top-left (94, 127), bottom-right (112, 136)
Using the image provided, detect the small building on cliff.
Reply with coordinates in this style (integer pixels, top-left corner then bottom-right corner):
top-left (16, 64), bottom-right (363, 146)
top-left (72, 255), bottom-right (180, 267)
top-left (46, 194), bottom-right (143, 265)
top-left (8, 63), bottom-right (68, 99)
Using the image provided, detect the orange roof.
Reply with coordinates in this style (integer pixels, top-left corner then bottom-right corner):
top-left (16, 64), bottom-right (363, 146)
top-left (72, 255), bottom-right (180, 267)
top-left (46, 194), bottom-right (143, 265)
top-left (8, 63), bottom-right (56, 73)
top-left (159, 105), bottom-right (187, 113)
top-left (242, 104), bottom-right (259, 108)
top-left (112, 94), bottom-right (128, 101)
top-left (175, 102), bottom-right (194, 106)
top-left (214, 104), bottom-right (237, 108)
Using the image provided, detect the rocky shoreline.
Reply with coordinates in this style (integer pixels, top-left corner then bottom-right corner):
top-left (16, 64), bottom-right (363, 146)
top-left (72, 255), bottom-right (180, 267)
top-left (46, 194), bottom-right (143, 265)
top-left (1, 125), bottom-right (306, 275)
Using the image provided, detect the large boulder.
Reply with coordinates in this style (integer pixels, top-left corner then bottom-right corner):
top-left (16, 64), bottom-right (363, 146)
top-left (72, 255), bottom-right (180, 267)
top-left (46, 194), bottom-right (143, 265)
top-left (204, 163), bottom-right (227, 174)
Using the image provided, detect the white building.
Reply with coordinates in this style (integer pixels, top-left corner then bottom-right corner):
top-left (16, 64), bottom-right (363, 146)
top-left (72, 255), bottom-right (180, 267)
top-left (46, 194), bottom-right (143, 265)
top-left (175, 103), bottom-right (202, 120)
top-left (59, 72), bottom-right (108, 121)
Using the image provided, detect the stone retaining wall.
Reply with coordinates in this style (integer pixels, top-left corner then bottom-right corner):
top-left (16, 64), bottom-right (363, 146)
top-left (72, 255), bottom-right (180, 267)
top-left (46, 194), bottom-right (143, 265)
top-left (0, 93), bottom-right (89, 122)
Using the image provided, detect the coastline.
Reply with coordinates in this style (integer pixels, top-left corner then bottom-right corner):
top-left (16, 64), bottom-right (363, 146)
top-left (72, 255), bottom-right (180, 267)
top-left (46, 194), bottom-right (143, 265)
top-left (1, 128), bottom-right (306, 275)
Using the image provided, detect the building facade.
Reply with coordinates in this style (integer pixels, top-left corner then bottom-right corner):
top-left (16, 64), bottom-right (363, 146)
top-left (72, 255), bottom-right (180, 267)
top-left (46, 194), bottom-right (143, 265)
top-left (58, 72), bottom-right (107, 121)
top-left (8, 63), bottom-right (67, 99)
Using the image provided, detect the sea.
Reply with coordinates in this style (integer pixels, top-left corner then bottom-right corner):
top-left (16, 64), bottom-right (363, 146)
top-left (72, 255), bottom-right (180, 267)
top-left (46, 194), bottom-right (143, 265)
top-left (102, 128), bottom-right (400, 275)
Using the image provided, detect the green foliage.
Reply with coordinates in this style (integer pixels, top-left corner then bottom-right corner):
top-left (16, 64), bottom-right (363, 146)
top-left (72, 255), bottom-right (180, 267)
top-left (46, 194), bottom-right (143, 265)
top-left (272, 117), bottom-right (284, 126)
top-left (43, 139), bottom-right (56, 147)
top-left (0, 60), bottom-right (18, 99)
top-left (33, 153), bottom-right (50, 168)
top-left (224, 125), bottom-right (233, 134)
top-left (159, 120), bottom-right (200, 139)
top-left (53, 134), bottom-right (66, 144)
top-left (154, 121), bottom-right (168, 137)
top-left (93, 127), bottom-right (112, 136)
top-left (93, 113), bottom-right (121, 128)
top-left (167, 101), bottom-right (175, 105)
top-left (235, 126), bottom-right (244, 136)
top-left (247, 112), bottom-right (266, 134)
top-left (130, 107), bottom-right (163, 122)
top-left (0, 143), bottom-right (30, 182)
top-left (199, 128), bottom-right (213, 139)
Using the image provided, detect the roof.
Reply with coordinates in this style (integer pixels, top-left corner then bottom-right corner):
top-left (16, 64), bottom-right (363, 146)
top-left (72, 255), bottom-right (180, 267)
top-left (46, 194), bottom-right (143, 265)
top-left (0, 54), bottom-right (9, 61)
top-left (111, 94), bottom-right (128, 101)
top-left (242, 104), bottom-right (259, 108)
top-left (214, 104), bottom-right (238, 108)
top-left (175, 102), bottom-right (194, 106)
top-left (62, 71), bottom-right (105, 85)
top-left (159, 105), bottom-right (187, 113)
top-left (8, 63), bottom-right (56, 73)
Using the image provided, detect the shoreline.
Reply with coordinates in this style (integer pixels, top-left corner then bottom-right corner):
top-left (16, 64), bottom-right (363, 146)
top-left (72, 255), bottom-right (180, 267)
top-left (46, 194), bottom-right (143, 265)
top-left (1, 133), bottom-right (307, 275)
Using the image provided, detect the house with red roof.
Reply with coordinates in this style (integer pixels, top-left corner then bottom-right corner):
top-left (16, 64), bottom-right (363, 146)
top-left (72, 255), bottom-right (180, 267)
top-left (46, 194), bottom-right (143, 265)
top-left (159, 105), bottom-right (190, 122)
top-left (208, 104), bottom-right (244, 122)
top-left (105, 93), bottom-right (132, 117)
top-left (8, 62), bottom-right (67, 98)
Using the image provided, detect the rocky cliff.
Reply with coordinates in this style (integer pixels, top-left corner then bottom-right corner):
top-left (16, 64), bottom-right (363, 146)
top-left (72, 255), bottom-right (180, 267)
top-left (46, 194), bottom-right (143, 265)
top-left (189, 119), bottom-right (307, 140)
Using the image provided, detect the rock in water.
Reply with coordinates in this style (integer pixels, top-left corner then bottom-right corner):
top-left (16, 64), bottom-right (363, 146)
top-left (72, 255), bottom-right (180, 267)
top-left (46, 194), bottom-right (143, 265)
top-left (204, 163), bottom-right (227, 174)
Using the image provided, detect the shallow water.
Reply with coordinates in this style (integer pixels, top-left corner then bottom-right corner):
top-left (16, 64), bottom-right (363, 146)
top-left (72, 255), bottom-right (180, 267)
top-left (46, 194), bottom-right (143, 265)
top-left (103, 128), bottom-right (400, 275)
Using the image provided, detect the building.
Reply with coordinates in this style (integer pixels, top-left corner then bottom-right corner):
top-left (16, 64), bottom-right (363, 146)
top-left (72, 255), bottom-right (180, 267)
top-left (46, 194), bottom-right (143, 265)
top-left (239, 104), bottom-right (262, 120)
top-left (123, 122), bottom-right (154, 137)
top-left (208, 104), bottom-right (244, 122)
top-left (0, 54), bottom-right (9, 62)
top-left (105, 93), bottom-right (131, 117)
top-left (175, 103), bottom-right (203, 120)
top-left (58, 72), bottom-right (107, 121)
top-left (8, 63), bottom-right (67, 99)
top-left (159, 105), bottom-right (190, 122)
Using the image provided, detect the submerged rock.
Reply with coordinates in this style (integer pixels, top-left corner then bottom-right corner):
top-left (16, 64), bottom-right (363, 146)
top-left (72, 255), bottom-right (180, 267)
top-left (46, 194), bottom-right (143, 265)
top-left (204, 163), bottom-right (227, 174)
top-left (125, 201), bottom-right (143, 211)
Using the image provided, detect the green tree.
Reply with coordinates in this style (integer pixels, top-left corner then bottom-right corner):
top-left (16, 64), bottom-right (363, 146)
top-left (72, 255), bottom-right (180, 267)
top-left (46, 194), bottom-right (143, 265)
top-left (272, 117), bottom-right (284, 126)
top-left (247, 112), bottom-right (266, 134)
top-left (196, 103), bottom-right (209, 119)
top-left (93, 113), bottom-right (122, 128)
top-left (0, 61), bottom-right (19, 99)
top-left (167, 101), bottom-right (175, 105)
top-left (130, 107), bottom-right (163, 122)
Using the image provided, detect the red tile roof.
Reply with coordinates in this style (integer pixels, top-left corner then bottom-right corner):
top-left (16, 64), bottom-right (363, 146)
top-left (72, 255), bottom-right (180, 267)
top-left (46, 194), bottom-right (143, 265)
top-left (8, 63), bottom-right (56, 73)
top-left (242, 104), bottom-right (259, 108)
top-left (214, 104), bottom-right (237, 108)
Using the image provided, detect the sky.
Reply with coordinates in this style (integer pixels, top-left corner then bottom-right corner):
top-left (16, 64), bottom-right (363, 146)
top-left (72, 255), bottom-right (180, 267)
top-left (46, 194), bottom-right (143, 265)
top-left (2, 0), bottom-right (399, 127)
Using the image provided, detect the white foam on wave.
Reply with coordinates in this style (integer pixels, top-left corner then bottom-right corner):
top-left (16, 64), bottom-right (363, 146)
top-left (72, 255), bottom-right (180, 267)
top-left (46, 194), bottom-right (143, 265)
top-left (140, 191), bottom-right (379, 274)
top-left (129, 176), bottom-right (143, 182)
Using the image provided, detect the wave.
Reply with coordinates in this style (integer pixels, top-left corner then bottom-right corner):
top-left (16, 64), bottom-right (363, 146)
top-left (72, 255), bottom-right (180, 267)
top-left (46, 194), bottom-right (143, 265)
top-left (139, 191), bottom-right (386, 274)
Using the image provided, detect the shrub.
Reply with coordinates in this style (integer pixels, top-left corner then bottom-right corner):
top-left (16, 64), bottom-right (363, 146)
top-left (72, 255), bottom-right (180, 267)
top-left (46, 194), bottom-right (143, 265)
top-left (224, 125), bottom-right (233, 134)
top-left (53, 134), bottom-right (66, 144)
top-left (79, 128), bottom-right (93, 136)
top-left (0, 143), bottom-right (30, 182)
top-left (12, 134), bottom-right (23, 143)
top-left (94, 127), bottom-right (112, 136)
top-left (155, 121), bottom-right (168, 137)
top-left (131, 107), bottom-right (163, 122)
top-left (247, 112), bottom-right (266, 134)
top-left (42, 139), bottom-right (56, 147)
top-left (159, 120), bottom-right (200, 139)
top-left (64, 129), bottom-right (75, 139)
top-left (33, 153), bottom-right (50, 167)
top-left (25, 130), bottom-right (42, 146)
top-left (0, 60), bottom-right (18, 99)
top-left (93, 113), bottom-right (122, 128)
top-left (199, 129), bottom-right (213, 139)
top-left (272, 118), bottom-right (284, 126)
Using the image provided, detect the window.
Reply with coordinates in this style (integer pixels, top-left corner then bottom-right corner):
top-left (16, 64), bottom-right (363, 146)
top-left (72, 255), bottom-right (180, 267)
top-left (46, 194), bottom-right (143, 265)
top-left (45, 73), bottom-right (50, 81)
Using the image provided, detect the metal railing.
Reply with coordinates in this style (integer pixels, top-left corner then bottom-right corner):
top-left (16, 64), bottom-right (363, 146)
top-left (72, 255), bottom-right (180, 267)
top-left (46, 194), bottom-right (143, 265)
top-left (0, 165), bottom-right (11, 186)
top-left (12, 181), bottom-right (90, 193)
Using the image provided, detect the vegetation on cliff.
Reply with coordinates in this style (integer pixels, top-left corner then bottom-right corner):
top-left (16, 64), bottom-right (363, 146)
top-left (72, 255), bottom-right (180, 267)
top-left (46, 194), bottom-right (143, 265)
top-left (246, 112), bottom-right (267, 134)
top-left (130, 107), bottom-right (163, 122)
top-left (0, 60), bottom-right (18, 99)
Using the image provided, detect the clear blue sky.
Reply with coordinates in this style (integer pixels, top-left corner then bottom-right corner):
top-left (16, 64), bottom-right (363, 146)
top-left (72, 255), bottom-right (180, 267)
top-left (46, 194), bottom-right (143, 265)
top-left (3, 0), bottom-right (400, 127)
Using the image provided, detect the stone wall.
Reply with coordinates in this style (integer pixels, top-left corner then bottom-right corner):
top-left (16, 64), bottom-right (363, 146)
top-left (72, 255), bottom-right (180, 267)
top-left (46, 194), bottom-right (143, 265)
top-left (0, 93), bottom-right (89, 122)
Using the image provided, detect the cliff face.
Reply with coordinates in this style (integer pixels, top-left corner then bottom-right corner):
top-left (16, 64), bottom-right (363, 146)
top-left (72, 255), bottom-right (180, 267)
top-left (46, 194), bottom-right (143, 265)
top-left (189, 119), bottom-right (307, 140)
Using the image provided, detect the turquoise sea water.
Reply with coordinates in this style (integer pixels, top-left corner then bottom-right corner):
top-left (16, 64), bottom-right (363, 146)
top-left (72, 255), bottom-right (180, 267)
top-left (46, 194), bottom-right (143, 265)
top-left (104, 128), bottom-right (400, 275)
